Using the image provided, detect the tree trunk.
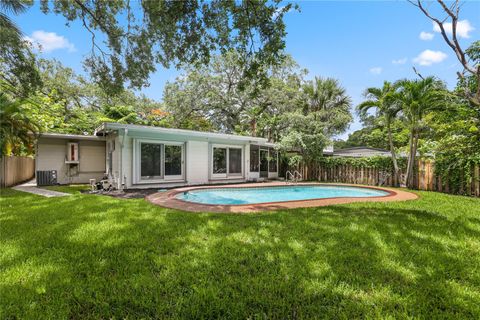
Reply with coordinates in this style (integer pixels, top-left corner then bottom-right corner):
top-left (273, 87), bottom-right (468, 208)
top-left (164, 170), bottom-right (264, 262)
top-left (406, 131), bottom-right (419, 189)
top-left (250, 118), bottom-right (257, 137)
top-left (405, 131), bottom-right (414, 188)
top-left (387, 124), bottom-right (400, 186)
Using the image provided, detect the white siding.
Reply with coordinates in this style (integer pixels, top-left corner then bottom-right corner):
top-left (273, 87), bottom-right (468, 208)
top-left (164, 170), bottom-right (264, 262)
top-left (268, 172), bottom-right (279, 179)
top-left (186, 141), bottom-right (209, 184)
top-left (104, 129), bottom-right (279, 189)
top-left (105, 134), bottom-right (121, 188)
top-left (124, 135), bottom-right (133, 188)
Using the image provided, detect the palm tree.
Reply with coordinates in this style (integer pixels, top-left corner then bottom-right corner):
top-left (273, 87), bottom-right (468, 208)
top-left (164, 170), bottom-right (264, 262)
top-left (304, 77), bottom-right (351, 112)
top-left (0, 0), bottom-right (28, 39)
top-left (395, 76), bottom-right (448, 188)
top-left (1, 0), bottom-right (41, 96)
top-left (0, 92), bottom-right (39, 156)
top-left (303, 77), bottom-right (352, 135)
top-left (357, 81), bottom-right (402, 185)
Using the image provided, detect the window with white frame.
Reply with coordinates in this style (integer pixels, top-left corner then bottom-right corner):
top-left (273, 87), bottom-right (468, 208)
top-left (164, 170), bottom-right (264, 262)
top-left (211, 146), bottom-right (243, 177)
top-left (137, 140), bottom-right (184, 183)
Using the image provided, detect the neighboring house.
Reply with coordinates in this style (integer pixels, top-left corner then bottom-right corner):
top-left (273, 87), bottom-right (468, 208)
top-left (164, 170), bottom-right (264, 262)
top-left (35, 123), bottom-right (278, 189)
top-left (332, 147), bottom-right (392, 158)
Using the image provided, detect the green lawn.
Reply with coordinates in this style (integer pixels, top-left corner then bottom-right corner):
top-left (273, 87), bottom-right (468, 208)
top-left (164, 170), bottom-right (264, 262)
top-left (1, 187), bottom-right (479, 319)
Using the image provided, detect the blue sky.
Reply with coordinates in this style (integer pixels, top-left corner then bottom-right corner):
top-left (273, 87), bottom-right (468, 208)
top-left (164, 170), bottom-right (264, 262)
top-left (16, 1), bottom-right (480, 139)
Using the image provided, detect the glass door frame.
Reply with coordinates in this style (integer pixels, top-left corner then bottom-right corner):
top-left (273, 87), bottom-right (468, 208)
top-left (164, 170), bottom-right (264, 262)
top-left (259, 148), bottom-right (269, 178)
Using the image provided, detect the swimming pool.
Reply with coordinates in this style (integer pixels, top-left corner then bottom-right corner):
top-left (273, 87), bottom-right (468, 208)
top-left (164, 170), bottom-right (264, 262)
top-left (176, 185), bottom-right (391, 205)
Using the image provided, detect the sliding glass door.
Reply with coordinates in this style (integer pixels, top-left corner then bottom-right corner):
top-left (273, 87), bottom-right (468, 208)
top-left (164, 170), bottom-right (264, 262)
top-left (164, 145), bottom-right (182, 178)
top-left (141, 143), bottom-right (162, 180)
top-left (211, 145), bottom-right (243, 178)
top-left (250, 145), bottom-right (259, 172)
top-left (137, 140), bottom-right (184, 183)
top-left (213, 147), bottom-right (227, 174)
top-left (259, 149), bottom-right (269, 178)
top-left (229, 148), bottom-right (242, 175)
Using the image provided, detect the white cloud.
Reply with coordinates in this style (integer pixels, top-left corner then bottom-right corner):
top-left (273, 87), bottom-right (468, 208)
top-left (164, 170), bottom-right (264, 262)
top-left (24, 30), bottom-right (76, 53)
top-left (392, 57), bottom-right (407, 65)
top-left (369, 67), bottom-right (382, 75)
top-left (433, 19), bottom-right (475, 38)
top-left (419, 31), bottom-right (434, 41)
top-left (413, 49), bottom-right (447, 66)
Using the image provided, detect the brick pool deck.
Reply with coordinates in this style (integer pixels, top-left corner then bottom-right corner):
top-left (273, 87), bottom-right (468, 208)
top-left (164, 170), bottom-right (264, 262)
top-left (146, 182), bottom-right (418, 213)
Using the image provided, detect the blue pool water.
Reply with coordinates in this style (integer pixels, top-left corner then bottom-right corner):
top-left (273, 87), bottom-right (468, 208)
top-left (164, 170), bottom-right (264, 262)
top-left (176, 185), bottom-right (390, 205)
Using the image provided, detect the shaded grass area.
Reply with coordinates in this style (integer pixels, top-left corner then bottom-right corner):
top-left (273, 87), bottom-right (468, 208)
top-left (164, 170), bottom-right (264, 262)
top-left (42, 184), bottom-right (91, 194)
top-left (1, 187), bottom-right (479, 319)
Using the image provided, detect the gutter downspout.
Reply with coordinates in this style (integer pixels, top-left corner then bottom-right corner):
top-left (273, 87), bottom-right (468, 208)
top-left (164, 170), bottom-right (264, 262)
top-left (118, 128), bottom-right (127, 190)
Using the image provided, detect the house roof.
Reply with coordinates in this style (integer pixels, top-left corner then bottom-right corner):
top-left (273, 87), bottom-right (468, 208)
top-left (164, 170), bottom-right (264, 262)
top-left (333, 147), bottom-right (391, 157)
top-left (38, 133), bottom-right (106, 141)
top-left (95, 122), bottom-right (272, 144)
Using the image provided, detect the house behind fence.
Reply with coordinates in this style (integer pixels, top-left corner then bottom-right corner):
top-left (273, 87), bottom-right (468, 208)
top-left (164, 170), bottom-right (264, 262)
top-left (0, 156), bottom-right (35, 188)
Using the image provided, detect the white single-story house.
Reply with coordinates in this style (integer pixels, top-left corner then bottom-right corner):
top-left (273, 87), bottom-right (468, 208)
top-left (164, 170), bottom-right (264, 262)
top-left (332, 147), bottom-right (392, 158)
top-left (35, 123), bottom-right (279, 189)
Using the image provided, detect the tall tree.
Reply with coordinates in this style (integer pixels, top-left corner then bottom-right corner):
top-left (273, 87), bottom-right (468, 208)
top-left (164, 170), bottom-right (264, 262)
top-left (0, 0), bottom-right (41, 96)
top-left (0, 90), bottom-right (39, 156)
top-left (163, 51), bottom-right (306, 135)
top-left (410, 0), bottom-right (479, 107)
top-left (357, 82), bottom-right (402, 185)
top-left (2, 0), bottom-right (296, 93)
top-left (395, 77), bottom-right (449, 188)
top-left (17, 59), bottom-right (174, 137)
top-left (279, 77), bottom-right (352, 161)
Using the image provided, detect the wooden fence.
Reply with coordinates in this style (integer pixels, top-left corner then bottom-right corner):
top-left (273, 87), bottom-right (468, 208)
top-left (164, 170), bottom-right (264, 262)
top-left (291, 162), bottom-right (401, 187)
top-left (287, 160), bottom-right (480, 197)
top-left (0, 156), bottom-right (35, 188)
top-left (416, 160), bottom-right (480, 196)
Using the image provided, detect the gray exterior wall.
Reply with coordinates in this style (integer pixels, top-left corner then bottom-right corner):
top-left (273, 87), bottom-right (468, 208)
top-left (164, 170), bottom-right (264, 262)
top-left (36, 137), bottom-right (106, 184)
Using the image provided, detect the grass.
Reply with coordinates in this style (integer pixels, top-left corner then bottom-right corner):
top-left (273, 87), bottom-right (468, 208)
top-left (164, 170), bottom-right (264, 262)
top-left (41, 184), bottom-right (91, 194)
top-left (1, 187), bottom-right (479, 319)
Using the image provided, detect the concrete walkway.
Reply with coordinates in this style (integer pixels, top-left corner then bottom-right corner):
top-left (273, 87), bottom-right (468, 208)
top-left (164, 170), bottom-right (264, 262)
top-left (13, 180), bottom-right (70, 197)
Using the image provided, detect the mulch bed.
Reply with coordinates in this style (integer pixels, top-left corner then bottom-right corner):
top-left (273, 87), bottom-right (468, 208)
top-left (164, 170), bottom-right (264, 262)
top-left (83, 188), bottom-right (162, 199)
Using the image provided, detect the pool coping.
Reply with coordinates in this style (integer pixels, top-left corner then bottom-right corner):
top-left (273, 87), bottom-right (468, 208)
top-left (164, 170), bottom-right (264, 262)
top-left (146, 182), bottom-right (418, 213)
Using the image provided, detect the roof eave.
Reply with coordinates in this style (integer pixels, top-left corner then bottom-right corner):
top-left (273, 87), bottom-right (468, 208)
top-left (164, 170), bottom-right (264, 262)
top-left (101, 122), bottom-right (269, 143)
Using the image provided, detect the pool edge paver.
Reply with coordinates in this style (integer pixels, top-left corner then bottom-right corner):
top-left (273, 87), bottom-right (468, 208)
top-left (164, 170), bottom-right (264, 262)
top-left (12, 185), bottom-right (71, 197)
top-left (146, 182), bottom-right (418, 213)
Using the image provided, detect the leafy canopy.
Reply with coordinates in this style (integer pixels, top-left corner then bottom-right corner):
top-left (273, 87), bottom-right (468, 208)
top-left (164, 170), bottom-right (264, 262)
top-left (278, 77), bottom-right (352, 162)
top-left (32, 0), bottom-right (296, 93)
top-left (0, 0), bottom-right (42, 97)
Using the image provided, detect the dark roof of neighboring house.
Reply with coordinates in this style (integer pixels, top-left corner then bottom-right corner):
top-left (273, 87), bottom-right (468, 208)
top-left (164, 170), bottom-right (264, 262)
top-left (333, 147), bottom-right (391, 158)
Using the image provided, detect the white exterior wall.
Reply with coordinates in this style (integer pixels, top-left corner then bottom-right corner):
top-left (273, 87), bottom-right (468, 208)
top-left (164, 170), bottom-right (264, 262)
top-left (117, 131), bottom-right (258, 189)
top-left (105, 134), bottom-right (120, 187)
top-left (123, 134), bottom-right (133, 188)
top-left (36, 137), bottom-right (106, 184)
top-left (268, 172), bottom-right (279, 179)
top-left (96, 126), bottom-right (279, 189)
top-left (186, 140), bottom-right (209, 184)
